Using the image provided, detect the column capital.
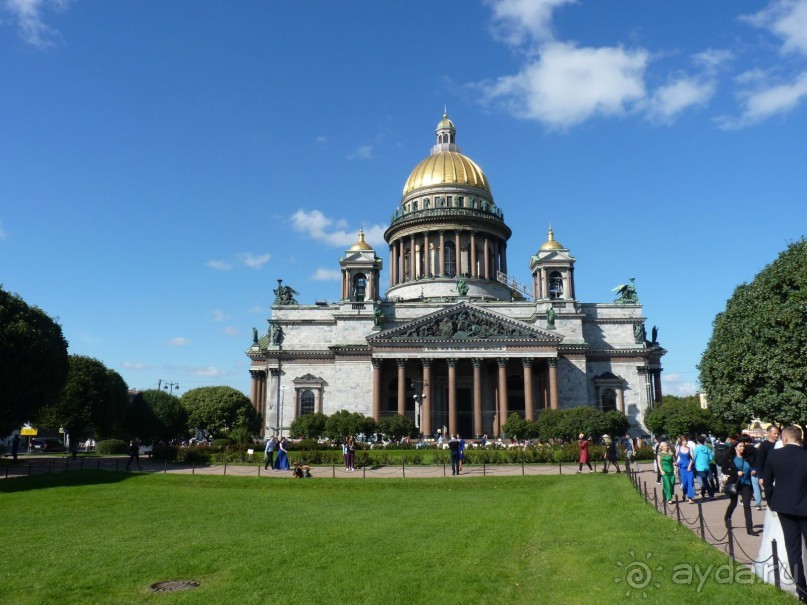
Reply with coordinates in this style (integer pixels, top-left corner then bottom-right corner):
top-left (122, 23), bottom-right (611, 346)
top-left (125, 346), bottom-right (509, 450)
top-left (269, 368), bottom-right (281, 377)
top-left (471, 357), bottom-right (483, 367)
top-left (497, 357), bottom-right (508, 368)
top-left (421, 358), bottom-right (433, 368)
top-left (372, 358), bottom-right (383, 369)
top-left (636, 366), bottom-right (647, 375)
top-left (396, 358), bottom-right (407, 369)
top-left (446, 358), bottom-right (458, 367)
top-left (522, 358), bottom-right (534, 368)
top-left (547, 357), bottom-right (558, 368)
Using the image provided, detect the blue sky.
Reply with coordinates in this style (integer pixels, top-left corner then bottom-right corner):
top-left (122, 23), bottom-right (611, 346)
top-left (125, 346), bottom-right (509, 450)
top-left (2, 0), bottom-right (806, 399)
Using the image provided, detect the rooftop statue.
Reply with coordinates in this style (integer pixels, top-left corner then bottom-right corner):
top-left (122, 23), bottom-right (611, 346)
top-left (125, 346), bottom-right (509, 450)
top-left (456, 278), bottom-right (469, 296)
top-left (612, 277), bottom-right (639, 305)
top-left (273, 279), bottom-right (299, 305)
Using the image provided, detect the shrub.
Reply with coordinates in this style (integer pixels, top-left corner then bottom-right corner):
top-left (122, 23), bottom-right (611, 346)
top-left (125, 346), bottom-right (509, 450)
top-left (210, 439), bottom-right (231, 451)
top-left (178, 446), bottom-right (211, 465)
top-left (151, 444), bottom-right (178, 461)
top-left (96, 439), bottom-right (129, 455)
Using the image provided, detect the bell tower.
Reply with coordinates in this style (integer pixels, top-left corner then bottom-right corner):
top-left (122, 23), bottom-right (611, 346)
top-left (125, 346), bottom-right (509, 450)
top-left (340, 229), bottom-right (383, 302)
top-left (530, 228), bottom-right (576, 301)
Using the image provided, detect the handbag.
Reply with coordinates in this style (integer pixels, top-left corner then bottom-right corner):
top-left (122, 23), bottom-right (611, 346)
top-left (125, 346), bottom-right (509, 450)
top-left (724, 481), bottom-right (738, 496)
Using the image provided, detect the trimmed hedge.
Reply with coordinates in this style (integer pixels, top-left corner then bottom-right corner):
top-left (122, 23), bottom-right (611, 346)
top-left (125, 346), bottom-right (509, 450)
top-left (96, 439), bottom-right (129, 455)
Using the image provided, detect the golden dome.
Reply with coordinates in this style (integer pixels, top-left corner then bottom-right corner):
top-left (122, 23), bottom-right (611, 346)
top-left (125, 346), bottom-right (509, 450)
top-left (403, 151), bottom-right (490, 196)
top-left (349, 229), bottom-right (373, 251)
top-left (540, 228), bottom-right (564, 251)
top-left (437, 113), bottom-right (455, 131)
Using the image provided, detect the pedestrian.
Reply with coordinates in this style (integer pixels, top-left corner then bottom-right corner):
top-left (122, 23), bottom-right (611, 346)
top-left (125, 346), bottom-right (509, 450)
top-left (11, 434), bottom-right (20, 462)
top-left (757, 425), bottom-right (780, 482)
top-left (263, 435), bottom-right (276, 470)
top-left (457, 434), bottom-right (465, 471)
top-left (762, 426), bottom-right (807, 601)
top-left (273, 436), bottom-right (290, 471)
top-left (743, 436), bottom-right (764, 511)
top-left (577, 434), bottom-right (593, 473)
top-left (657, 441), bottom-right (676, 503)
top-left (342, 438), bottom-right (349, 470)
top-left (693, 435), bottom-right (715, 499)
top-left (722, 439), bottom-right (758, 536)
top-left (675, 436), bottom-right (695, 503)
top-left (126, 437), bottom-right (142, 471)
top-left (603, 434), bottom-right (620, 473)
top-left (653, 435), bottom-right (663, 484)
top-left (448, 434), bottom-right (460, 475)
top-left (623, 433), bottom-right (635, 473)
top-left (346, 435), bottom-right (356, 471)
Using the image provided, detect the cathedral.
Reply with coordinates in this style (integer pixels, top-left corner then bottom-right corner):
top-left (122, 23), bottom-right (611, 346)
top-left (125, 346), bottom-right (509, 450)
top-left (247, 114), bottom-right (665, 438)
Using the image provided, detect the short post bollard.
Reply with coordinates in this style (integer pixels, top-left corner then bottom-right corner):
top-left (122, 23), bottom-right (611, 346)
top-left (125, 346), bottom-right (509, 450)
top-left (223, 462), bottom-right (227, 476)
top-left (522, 461), bottom-right (525, 476)
top-left (771, 539), bottom-right (781, 589)
top-left (403, 462), bottom-right (405, 478)
top-left (697, 502), bottom-right (705, 540)
top-left (728, 525), bottom-right (735, 560)
top-left (192, 461), bottom-right (195, 475)
top-left (484, 461), bottom-right (487, 476)
top-left (654, 488), bottom-right (658, 510)
top-left (115, 460), bottom-right (119, 472)
top-left (675, 496), bottom-right (681, 525)
top-left (97, 459), bottom-right (101, 471)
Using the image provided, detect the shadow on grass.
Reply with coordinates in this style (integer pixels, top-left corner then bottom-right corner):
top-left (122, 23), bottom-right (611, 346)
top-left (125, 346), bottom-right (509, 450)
top-left (0, 470), bottom-right (137, 493)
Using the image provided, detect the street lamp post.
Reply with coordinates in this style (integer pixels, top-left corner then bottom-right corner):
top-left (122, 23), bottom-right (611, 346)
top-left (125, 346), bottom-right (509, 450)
top-left (157, 379), bottom-right (180, 395)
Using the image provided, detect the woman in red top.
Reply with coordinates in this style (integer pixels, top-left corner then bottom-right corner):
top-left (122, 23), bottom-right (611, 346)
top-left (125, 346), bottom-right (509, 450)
top-left (578, 434), bottom-right (594, 473)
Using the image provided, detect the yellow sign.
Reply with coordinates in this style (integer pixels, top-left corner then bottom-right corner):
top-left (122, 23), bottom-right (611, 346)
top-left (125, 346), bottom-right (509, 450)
top-left (20, 428), bottom-right (37, 436)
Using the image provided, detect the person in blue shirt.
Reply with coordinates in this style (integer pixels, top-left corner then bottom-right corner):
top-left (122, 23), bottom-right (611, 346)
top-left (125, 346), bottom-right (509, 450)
top-left (623, 433), bottom-right (635, 473)
top-left (693, 435), bottom-right (715, 499)
top-left (722, 439), bottom-right (759, 536)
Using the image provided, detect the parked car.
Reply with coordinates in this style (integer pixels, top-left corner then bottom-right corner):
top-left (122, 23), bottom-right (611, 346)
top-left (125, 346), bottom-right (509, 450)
top-left (30, 438), bottom-right (66, 452)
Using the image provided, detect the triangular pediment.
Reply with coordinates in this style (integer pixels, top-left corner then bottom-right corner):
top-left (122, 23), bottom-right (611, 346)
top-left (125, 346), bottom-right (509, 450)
top-left (368, 302), bottom-right (562, 343)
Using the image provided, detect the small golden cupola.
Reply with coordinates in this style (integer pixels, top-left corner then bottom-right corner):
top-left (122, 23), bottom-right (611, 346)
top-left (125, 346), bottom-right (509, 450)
top-left (539, 227), bottom-right (564, 251)
top-left (349, 228), bottom-right (373, 251)
top-left (530, 227), bottom-right (576, 301)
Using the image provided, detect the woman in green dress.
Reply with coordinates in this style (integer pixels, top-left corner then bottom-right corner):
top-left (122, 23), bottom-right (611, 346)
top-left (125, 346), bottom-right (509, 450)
top-left (657, 441), bottom-right (676, 503)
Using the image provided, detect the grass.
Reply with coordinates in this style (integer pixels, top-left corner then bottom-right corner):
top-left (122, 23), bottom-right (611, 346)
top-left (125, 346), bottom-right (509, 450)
top-left (0, 472), bottom-right (794, 605)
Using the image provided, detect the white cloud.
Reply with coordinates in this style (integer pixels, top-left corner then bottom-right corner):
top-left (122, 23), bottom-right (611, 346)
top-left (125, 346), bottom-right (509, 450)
top-left (190, 366), bottom-right (228, 377)
top-left (348, 144), bottom-right (374, 160)
top-left (647, 77), bottom-right (715, 121)
top-left (311, 267), bottom-right (342, 281)
top-left (207, 259), bottom-right (232, 271)
top-left (693, 49), bottom-right (734, 72)
top-left (238, 252), bottom-right (271, 269)
top-left (291, 209), bottom-right (387, 248)
top-left (477, 42), bottom-right (648, 128)
top-left (220, 326), bottom-right (239, 336)
top-left (168, 337), bottom-right (190, 347)
top-left (0, 221), bottom-right (7, 240)
top-left (315, 135), bottom-right (327, 144)
top-left (211, 309), bottom-right (229, 322)
top-left (661, 373), bottom-right (700, 397)
top-left (486, 0), bottom-right (576, 46)
top-left (719, 70), bottom-right (807, 128)
top-left (2, 0), bottom-right (66, 48)
top-left (121, 361), bottom-right (149, 370)
top-left (744, 0), bottom-right (807, 57)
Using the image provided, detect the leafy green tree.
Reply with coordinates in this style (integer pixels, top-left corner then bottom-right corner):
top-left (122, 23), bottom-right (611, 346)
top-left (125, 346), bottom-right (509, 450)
top-left (130, 389), bottom-right (188, 442)
top-left (180, 386), bottom-right (261, 437)
top-left (324, 410), bottom-right (377, 441)
top-left (532, 409), bottom-right (564, 441)
top-left (37, 355), bottom-right (129, 440)
top-left (643, 395), bottom-right (731, 438)
top-left (290, 413), bottom-right (328, 439)
top-left (377, 414), bottom-right (415, 440)
top-left (557, 406), bottom-right (628, 442)
top-left (700, 239), bottom-right (807, 428)
top-left (0, 287), bottom-right (69, 435)
top-left (502, 413), bottom-right (529, 440)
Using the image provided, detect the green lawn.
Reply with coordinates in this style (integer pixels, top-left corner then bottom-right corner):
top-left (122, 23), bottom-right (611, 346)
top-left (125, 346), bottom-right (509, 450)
top-left (0, 472), bottom-right (793, 605)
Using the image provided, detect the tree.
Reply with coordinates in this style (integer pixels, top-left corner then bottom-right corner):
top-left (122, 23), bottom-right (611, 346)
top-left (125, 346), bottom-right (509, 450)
top-left (644, 395), bottom-right (720, 438)
top-left (324, 410), bottom-right (377, 441)
top-left (532, 409), bottom-right (564, 442)
top-left (377, 414), bottom-right (415, 440)
top-left (130, 389), bottom-right (188, 442)
top-left (37, 355), bottom-right (129, 440)
top-left (502, 413), bottom-right (529, 440)
top-left (290, 413), bottom-right (328, 439)
top-left (180, 386), bottom-right (261, 437)
top-left (700, 239), bottom-right (807, 428)
top-left (0, 287), bottom-right (69, 435)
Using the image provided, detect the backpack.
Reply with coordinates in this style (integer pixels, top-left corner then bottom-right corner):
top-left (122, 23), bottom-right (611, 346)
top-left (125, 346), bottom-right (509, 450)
top-left (713, 442), bottom-right (732, 468)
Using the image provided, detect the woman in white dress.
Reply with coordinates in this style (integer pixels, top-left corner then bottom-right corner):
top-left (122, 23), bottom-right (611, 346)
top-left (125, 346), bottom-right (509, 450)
top-left (754, 439), bottom-right (807, 595)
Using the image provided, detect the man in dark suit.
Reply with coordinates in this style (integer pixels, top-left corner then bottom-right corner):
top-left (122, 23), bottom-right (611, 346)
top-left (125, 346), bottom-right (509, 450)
top-left (763, 426), bottom-right (807, 602)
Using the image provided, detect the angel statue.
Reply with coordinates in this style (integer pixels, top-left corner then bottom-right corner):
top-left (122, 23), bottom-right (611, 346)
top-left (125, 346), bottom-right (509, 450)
top-left (612, 277), bottom-right (639, 305)
top-left (456, 278), bottom-right (469, 297)
top-left (273, 279), bottom-right (299, 305)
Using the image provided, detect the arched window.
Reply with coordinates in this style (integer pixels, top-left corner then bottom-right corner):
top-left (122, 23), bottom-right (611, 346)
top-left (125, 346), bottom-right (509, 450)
top-left (548, 271), bottom-right (564, 299)
top-left (300, 390), bottom-right (315, 415)
top-left (352, 273), bottom-right (367, 301)
top-left (412, 200), bottom-right (418, 211)
top-left (601, 388), bottom-right (617, 412)
top-left (445, 242), bottom-right (456, 277)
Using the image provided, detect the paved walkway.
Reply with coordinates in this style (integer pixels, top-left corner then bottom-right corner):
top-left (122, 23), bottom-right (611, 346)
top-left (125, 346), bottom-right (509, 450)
top-left (2, 456), bottom-right (768, 567)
